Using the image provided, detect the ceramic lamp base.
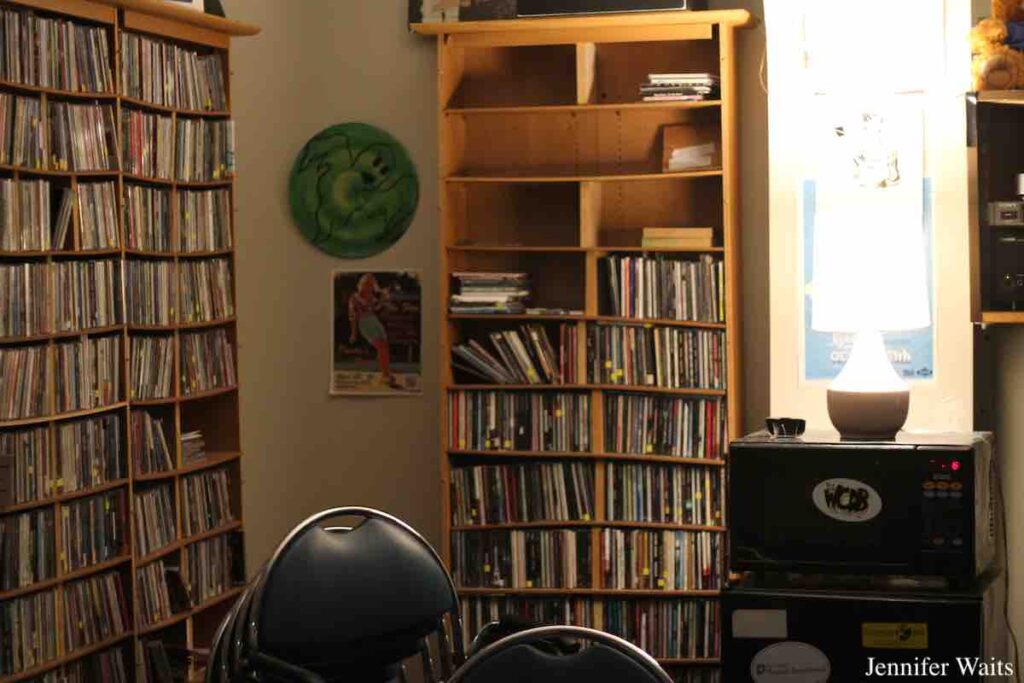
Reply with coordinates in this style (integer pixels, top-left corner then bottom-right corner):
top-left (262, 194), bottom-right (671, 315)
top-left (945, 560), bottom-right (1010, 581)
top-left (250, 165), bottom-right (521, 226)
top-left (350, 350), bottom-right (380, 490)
top-left (826, 387), bottom-right (909, 440)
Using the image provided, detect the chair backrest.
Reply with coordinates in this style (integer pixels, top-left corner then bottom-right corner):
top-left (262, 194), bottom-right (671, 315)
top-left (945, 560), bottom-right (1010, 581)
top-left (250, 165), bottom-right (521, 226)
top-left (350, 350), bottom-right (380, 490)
top-left (243, 507), bottom-right (464, 681)
top-left (448, 625), bottom-right (674, 683)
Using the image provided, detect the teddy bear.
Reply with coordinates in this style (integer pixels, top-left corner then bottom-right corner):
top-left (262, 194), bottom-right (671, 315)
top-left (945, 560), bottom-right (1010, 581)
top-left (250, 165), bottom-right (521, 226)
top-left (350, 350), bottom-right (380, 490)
top-left (972, 0), bottom-right (1024, 91)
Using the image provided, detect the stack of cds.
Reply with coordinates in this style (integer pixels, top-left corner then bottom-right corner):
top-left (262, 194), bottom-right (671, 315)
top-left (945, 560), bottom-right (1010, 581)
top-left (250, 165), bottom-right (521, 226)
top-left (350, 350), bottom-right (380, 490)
top-left (640, 72), bottom-right (720, 102)
top-left (449, 272), bottom-right (530, 314)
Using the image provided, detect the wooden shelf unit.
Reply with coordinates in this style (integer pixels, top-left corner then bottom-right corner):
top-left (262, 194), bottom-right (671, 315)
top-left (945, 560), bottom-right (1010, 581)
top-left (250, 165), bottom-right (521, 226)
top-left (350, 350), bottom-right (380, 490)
top-left (0, 2), bottom-right (256, 681)
top-left (416, 9), bottom-right (750, 674)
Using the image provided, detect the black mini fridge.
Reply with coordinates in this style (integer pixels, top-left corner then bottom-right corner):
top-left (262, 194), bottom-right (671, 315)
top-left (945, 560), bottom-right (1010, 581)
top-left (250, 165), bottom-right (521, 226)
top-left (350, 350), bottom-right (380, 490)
top-left (722, 575), bottom-right (1009, 681)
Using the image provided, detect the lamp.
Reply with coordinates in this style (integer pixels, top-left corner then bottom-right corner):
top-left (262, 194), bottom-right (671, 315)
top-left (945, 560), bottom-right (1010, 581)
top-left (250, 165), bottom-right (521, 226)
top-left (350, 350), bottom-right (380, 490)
top-left (811, 195), bottom-right (930, 440)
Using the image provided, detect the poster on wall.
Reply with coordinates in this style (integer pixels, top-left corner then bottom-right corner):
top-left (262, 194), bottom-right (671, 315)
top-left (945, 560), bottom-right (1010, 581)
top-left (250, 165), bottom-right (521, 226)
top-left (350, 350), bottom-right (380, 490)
top-left (801, 97), bottom-right (935, 382)
top-left (332, 270), bottom-right (422, 396)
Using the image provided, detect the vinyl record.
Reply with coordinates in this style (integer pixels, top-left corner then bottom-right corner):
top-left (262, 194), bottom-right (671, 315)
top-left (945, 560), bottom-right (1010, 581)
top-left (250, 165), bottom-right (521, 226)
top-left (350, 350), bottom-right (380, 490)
top-left (289, 122), bottom-right (419, 259)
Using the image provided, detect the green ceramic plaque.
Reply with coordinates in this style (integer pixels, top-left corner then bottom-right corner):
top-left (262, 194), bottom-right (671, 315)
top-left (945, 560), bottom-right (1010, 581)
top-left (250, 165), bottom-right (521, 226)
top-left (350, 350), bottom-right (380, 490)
top-left (289, 122), bottom-right (419, 258)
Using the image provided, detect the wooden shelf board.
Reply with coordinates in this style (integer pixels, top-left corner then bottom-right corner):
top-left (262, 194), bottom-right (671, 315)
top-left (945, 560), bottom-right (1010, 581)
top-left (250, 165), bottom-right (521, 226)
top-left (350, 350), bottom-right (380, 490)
top-left (1, 478), bottom-right (131, 515)
top-left (447, 244), bottom-right (725, 255)
top-left (177, 248), bottom-right (234, 258)
top-left (447, 100), bottom-right (722, 115)
top-left (137, 522), bottom-right (247, 568)
top-left (135, 451), bottom-right (242, 482)
top-left (447, 313), bottom-right (724, 329)
top-left (0, 401), bottom-right (127, 429)
top-left (0, 554), bottom-right (130, 603)
top-left (177, 451), bottom-right (242, 476)
top-left (980, 310), bottom-right (1024, 324)
top-left (0, 78), bottom-right (117, 101)
top-left (0, 632), bottom-right (133, 683)
top-left (178, 179), bottom-right (234, 189)
top-left (123, 172), bottom-right (174, 186)
top-left (449, 383), bottom-right (726, 396)
top-left (178, 316), bottom-right (236, 331)
top-left (130, 395), bottom-right (178, 406)
top-left (0, 164), bottom-right (118, 178)
top-left (0, 324), bottom-right (121, 346)
top-left (120, 96), bottom-right (231, 118)
top-left (457, 587), bottom-right (720, 597)
top-left (92, 0), bottom-right (260, 36)
top-left (136, 586), bottom-right (243, 636)
top-left (124, 248), bottom-right (176, 258)
top-left (412, 9), bottom-right (755, 34)
top-left (179, 385), bottom-right (238, 402)
top-left (128, 323), bottom-right (176, 332)
top-left (453, 521), bottom-right (725, 532)
top-left (59, 554), bottom-right (132, 584)
top-left (448, 449), bottom-right (725, 467)
top-left (448, 168), bottom-right (722, 183)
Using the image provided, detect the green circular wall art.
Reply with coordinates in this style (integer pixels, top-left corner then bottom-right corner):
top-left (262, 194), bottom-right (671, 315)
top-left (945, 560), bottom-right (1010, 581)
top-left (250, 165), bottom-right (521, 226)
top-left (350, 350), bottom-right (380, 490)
top-left (289, 122), bottom-right (419, 258)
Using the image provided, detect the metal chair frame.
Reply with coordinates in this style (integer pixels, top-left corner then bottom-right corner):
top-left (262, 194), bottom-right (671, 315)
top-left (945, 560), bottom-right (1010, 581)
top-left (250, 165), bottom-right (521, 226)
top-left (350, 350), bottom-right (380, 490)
top-left (447, 625), bottom-right (675, 683)
top-left (239, 507), bottom-right (465, 683)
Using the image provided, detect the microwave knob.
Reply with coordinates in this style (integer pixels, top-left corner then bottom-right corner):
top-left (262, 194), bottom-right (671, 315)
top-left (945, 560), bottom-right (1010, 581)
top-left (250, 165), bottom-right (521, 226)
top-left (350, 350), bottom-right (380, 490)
top-left (932, 536), bottom-right (946, 547)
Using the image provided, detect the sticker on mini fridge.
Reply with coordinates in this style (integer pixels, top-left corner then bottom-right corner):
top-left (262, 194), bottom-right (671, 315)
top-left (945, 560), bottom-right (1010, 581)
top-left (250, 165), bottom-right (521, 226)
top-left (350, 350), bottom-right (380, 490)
top-left (751, 641), bottom-right (831, 682)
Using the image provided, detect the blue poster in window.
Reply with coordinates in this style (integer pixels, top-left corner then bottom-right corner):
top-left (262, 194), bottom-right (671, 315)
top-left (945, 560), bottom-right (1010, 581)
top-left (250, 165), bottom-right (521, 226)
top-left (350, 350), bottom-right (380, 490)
top-left (803, 179), bottom-right (935, 381)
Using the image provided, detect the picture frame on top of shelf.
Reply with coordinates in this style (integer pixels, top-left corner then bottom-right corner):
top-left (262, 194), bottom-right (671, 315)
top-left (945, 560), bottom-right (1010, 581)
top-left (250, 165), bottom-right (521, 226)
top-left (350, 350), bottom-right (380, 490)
top-left (331, 270), bottom-right (422, 396)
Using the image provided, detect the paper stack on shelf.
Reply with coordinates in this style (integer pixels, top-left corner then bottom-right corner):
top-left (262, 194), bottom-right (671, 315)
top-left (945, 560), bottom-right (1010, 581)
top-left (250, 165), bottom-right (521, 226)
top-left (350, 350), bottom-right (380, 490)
top-left (641, 227), bottom-right (714, 249)
top-left (666, 141), bottom-right (718, 171)
top-left (450, 272), bottom-right (530, 314)
top-left (640, 72), bottom-right (719, 102)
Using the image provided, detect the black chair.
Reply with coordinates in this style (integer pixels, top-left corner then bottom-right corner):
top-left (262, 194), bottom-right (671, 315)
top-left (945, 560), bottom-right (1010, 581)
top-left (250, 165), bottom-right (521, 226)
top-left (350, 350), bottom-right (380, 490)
top-left (233, 507), bottom-right (463, 682)
top-left (448, 625), bottom-right (674, 683)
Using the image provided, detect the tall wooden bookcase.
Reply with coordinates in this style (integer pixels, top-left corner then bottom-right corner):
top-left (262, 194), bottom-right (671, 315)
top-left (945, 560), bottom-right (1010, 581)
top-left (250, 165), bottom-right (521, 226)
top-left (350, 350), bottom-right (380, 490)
top-left (415, 10), bottom-right (752, 680)
top-left (0, 1), bottom-right (257, 681)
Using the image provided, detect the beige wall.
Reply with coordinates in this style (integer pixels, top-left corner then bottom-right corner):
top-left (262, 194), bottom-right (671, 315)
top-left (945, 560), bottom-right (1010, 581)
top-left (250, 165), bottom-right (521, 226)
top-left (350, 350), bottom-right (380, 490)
top-left (223, 0), bottom-right (442, 569)
top-left (223, 0), bottom-right (771, 572)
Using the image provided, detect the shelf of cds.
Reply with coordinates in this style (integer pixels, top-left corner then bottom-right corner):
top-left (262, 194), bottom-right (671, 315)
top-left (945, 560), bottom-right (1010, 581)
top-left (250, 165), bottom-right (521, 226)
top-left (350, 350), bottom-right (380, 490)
top-left (0, 2), bottom-right (257, 681)
top-left (417, 10), bottom-right (751, 680)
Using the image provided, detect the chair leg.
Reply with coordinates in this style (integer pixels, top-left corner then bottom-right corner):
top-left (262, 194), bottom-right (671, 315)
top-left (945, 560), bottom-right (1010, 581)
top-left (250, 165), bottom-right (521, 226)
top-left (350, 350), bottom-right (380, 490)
top-left (419, 638), bottom-right (437, 683)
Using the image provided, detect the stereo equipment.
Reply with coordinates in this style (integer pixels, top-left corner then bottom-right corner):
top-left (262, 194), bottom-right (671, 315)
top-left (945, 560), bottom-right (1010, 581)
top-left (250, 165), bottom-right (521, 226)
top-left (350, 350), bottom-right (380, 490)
top-left (987, 201), bottom-right (1024, 226)
top-left (517, 0), bottom-right (700, 17)
top-left (991, 231), bottom-right (1024, 307)
top-left (722, 574), bottom-right (1008, 682)
top-left (728, 431), bottom-right (996, 583)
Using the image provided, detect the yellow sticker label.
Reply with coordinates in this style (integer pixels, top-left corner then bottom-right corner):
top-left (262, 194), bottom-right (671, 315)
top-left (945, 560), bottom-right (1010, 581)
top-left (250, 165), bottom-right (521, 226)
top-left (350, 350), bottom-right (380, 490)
top-left (604, 361), bottom-right (612, 369)
top-left (646, 444), bottom-right (654, 453)
top-left (862, 623), bottom-right (928, 650)
top-left (526, 580), bottom-right (534, 588)
top-left (555, 410), bottom-right (563, 417)
top-left (503, 440), bottom-right (512, 449)
top-left (642, 567), bottom-right (650, 576)
top-left (483, 564), bottom-right (491, 573)
top-left (657, 578), bottom-right (666, 587)
top-left (582, 513), bottom-right (591, 521)
top-left (695, 491), bottom-right (703, 500)
top-left (459, 440), bottom-right (466, 448)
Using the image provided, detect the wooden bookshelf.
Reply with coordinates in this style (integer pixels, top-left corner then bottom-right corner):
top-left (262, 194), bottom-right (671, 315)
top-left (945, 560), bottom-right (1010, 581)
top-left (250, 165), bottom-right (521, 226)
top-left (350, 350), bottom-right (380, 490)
top-left (0, 2), bottom-right (257, 681)
top-left (416, 9), bottom-right (751, 674)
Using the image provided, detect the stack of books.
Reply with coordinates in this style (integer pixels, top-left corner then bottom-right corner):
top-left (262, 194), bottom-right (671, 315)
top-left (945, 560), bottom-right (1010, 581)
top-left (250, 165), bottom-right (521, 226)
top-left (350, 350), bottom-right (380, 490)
top-left (451, 323), bottom-right (576, 385)
top-left (453, 529), bottom-right (593, 589)
top-left (181, 430), bottom-right (205, 464)
top-left (640, 72), bottom-right (719, 102)
top-left (450, 272), bottom-right (530, 314)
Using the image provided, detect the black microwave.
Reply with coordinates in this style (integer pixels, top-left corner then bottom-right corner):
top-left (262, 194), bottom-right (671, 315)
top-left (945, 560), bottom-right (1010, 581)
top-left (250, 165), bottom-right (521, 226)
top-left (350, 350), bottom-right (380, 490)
top-left (728, 431), bottom-right (996, 583)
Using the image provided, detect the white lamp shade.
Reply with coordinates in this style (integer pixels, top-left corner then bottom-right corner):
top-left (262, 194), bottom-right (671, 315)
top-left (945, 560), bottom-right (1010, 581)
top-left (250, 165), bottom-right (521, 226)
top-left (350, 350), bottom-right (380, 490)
top-left (811, 185), bottom-right (931, 333)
